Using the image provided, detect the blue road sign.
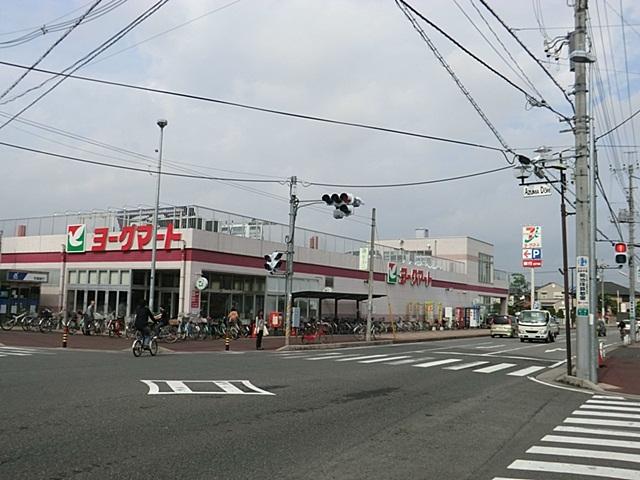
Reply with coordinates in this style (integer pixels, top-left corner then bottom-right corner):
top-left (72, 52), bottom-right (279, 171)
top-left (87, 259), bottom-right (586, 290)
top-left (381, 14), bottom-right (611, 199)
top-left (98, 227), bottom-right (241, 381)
top-left (531, 248), bottom-right (542, 260)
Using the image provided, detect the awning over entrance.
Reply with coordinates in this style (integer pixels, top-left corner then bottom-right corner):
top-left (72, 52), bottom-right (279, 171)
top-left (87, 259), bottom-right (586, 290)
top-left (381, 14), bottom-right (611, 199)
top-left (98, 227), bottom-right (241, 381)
top-left (292, 290), bottom-right (386, 302)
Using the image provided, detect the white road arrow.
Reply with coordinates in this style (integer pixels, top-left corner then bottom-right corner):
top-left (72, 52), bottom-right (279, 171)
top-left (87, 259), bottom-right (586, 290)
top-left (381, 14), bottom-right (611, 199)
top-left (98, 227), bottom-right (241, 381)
top-left (545, 348), bottom-right (565, 353)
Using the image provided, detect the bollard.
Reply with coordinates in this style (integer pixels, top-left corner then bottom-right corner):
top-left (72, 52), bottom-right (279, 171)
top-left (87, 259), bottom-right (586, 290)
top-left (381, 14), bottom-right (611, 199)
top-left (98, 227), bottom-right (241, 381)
top-left (225, 334), bottom-right (230, 351)
top-left (62, 325), bottom-right (69, 348)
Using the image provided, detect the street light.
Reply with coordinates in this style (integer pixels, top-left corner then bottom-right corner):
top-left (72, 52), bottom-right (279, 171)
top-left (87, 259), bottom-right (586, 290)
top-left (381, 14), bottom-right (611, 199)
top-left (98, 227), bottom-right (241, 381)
top-left (149, 119), bottom-right (168, 312)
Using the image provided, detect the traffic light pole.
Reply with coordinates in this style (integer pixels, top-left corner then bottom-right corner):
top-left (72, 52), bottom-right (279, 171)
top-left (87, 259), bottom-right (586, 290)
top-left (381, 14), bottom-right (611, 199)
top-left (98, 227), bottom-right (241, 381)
top-left (284, 176), bottom-right (298, 347)
top-left (629, 165), bottom-right (636, 343)
top-left (365, 208), bottom-right (376, 342)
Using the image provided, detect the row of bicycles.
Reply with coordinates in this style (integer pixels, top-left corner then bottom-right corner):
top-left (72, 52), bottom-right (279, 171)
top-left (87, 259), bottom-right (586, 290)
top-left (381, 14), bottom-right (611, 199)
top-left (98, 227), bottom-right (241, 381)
top-left (0, 309), bottom-right (61, 333)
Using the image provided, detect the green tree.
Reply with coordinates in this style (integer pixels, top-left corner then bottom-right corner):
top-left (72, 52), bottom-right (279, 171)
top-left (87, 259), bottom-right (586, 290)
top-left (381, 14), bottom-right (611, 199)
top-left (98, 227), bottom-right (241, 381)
top-left (508, 273), bottom-right (529, 314)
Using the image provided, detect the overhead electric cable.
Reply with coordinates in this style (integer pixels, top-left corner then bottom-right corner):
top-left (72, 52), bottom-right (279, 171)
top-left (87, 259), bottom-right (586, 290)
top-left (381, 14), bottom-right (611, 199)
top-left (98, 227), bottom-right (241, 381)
top-left (476, 0), bottom-right (575, 113)
top-left (0, 60), bottom-right (507, 152)
top-left (0, 0), bottom-right (104, 102)
top-left (395, 0), bottom-right (572, 122)
top-left (0, 140), bottom-right (513, 189)
top-left (395, 0), bottom-right (514, 162)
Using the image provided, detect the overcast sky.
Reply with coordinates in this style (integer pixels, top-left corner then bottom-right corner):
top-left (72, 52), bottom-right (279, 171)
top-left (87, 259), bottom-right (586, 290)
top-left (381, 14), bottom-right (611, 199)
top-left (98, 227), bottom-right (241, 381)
top-left (1, 0), bottom-right (639, 282)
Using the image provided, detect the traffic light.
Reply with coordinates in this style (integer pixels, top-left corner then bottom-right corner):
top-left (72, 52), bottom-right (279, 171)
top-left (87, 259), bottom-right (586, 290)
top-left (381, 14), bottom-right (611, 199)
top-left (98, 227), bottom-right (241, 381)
top-left (321, 192), bottom-right (363, 219)
top-left (264, 251), bottom-right (283, 274)
top-left (615, 242), bottom-right (628, 264)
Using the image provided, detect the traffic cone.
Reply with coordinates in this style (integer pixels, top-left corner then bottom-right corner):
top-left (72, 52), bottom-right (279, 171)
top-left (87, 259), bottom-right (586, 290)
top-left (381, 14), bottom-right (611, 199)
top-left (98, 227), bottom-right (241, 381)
top-left (251, 324), bottom-right (257, 338)
top-left (62, 325), bottom-right (68, 348)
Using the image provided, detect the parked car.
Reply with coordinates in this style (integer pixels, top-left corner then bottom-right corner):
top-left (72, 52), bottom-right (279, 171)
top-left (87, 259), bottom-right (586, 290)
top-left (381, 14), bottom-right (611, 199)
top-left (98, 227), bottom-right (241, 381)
top-left (596, 319), bottom-right (607, 337)
top-left (490, 315), bottom-right (517, 338)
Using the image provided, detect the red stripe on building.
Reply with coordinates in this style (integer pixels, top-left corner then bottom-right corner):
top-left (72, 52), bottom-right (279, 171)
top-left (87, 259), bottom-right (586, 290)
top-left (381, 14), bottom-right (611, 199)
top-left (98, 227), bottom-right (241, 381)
top-left (1, 249), bottom-right (507, 296)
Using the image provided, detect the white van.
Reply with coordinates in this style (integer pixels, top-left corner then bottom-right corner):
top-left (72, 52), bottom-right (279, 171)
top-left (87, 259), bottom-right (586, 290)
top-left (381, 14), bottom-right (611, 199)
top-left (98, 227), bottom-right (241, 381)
top-left (518, 309), bottom-right (558, 343)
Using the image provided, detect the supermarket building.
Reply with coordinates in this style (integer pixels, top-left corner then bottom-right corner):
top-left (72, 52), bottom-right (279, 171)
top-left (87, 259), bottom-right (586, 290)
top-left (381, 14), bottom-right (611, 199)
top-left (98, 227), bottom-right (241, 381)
top-left (0, 205), bottom-right (509, 325)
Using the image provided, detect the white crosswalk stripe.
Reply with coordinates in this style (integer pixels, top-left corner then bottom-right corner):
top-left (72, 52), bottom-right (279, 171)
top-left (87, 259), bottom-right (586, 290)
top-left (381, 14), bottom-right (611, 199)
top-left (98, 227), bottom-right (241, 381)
top-left (0, 346), bottom-right (50, 358)
top-left (493, 396), bottom-right (640, 479)
top-left (277, 352), bottom-right (547, 378)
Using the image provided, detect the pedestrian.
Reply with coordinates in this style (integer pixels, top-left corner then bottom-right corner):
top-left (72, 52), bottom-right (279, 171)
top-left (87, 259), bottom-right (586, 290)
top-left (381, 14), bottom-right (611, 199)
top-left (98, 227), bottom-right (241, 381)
top-left (83, 300), bottom-right (95, 335)
top-left (256, 310), bottom-right (266, 350)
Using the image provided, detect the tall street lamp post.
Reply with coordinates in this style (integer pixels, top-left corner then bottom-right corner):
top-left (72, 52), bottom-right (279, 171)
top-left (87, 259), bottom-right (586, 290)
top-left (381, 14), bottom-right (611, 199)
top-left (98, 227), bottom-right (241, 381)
top-left (149, 119), bottom-right (167, 312)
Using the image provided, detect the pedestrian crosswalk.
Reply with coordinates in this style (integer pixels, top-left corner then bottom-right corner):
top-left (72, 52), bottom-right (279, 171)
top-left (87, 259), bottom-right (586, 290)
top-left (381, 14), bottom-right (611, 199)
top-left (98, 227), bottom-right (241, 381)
top-left (494, 394), bottom-right (640, 480)
top-left (276, 351), bottom-right (549, 378)
top-left (0, 346), bottom-right (50, 358)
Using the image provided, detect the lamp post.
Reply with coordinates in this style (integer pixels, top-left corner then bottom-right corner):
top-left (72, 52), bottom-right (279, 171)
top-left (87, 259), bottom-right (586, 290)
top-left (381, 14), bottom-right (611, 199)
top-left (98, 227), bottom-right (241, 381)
top-left (515, 151), bottom-right (573, 376)
top-left (149, 119), bottom-right (167, 312)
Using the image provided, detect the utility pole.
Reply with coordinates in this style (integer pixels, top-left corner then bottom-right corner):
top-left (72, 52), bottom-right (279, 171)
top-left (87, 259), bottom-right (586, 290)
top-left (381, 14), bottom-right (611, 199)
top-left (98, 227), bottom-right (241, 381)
top-left (629, 164), bottom-right (636, 343)
top-left (284, 176), bottom-right (298, 347)
top-left (365, 208), bottom-right (376, 342)
top-left (149, 119), bottom-right (168, 312)
top-left (573, 0), bottom-right (594, 382)
top-left (560, 166), bottom-right (573, 376)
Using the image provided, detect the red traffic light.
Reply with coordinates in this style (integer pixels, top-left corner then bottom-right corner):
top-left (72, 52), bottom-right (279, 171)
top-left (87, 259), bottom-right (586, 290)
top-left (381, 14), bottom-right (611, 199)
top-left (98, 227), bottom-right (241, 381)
top-left (615, 243), bottom-right (627, 253)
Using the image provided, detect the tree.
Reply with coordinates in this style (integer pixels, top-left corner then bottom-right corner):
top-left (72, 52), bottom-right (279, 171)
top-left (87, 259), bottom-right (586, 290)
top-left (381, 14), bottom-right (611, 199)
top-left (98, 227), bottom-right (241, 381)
top-left (508, 273), bottom-right (529, 314)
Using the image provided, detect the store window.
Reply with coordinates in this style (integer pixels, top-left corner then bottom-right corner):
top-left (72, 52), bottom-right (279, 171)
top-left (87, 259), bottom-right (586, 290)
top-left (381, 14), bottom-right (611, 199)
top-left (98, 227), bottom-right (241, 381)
top-left (69, 270), bottom-right (78, 285)
top-left (88, 270), bottom-right (98, 285)
top-left (79, 270), bottom-right (88, 284)
top-left (110, 271), bottom-right (119, 285)
top-left (121, 271), bottom-right (130, 285)
top-left (478, 253), bottom-right (493, 284)
top-left (99, 270), bottom-right (109, 285)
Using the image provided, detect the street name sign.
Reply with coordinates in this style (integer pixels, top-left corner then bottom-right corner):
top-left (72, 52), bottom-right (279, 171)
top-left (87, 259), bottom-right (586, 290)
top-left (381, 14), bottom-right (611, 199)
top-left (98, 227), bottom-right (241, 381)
top-left (576, 255), bottom-right (589, 316)
top-left (523, 184), bottom-right (552, 197)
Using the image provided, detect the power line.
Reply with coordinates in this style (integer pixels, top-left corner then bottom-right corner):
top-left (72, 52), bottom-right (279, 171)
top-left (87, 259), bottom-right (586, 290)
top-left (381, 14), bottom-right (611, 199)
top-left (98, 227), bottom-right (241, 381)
top-left (0, 60), bottom-right (508, 153)
top-left (395, 0), bottom-right (513, 158)
top-left (0, 0), bottom-right (104, 102)
top-left (476, 0), bottom-right (576, 114)
top-left (395, 0), bottom-right (571, 123)
top-left (304, 165), bottom-right (512, 188)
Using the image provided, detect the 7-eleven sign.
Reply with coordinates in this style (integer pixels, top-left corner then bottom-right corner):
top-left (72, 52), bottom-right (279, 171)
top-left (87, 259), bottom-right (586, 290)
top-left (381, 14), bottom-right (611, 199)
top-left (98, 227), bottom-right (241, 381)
top-left (66, 224), bottom-right (86, 253)
top-left (386, 262), bottom-right (398, 284)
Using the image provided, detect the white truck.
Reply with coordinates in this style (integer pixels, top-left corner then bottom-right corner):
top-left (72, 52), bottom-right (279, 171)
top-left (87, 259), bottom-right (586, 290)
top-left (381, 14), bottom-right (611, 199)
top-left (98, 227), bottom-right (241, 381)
top-left (518, 309), bottom-right (559, 343)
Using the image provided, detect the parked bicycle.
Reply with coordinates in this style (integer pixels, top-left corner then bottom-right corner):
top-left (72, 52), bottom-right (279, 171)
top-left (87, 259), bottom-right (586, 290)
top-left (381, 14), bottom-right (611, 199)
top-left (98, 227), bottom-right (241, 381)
top-left (0, 311), bottom-right (33, 331)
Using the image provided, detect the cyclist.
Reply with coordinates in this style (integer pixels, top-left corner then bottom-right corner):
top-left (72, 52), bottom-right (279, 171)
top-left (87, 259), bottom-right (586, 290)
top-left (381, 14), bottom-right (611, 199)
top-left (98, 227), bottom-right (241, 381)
top-left (134, 301), bottom-right (155, 349)
top-left (153, 306), bottom-right (169, 338)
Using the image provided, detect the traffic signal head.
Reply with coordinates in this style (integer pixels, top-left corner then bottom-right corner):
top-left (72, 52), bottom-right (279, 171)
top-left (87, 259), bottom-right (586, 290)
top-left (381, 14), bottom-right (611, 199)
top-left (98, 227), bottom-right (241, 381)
top-left (322, 192), bottom-right (363, 219)
top-left (615, 242), bottom-right (628, 264)
top-left (264, 251), bottom-right (283, 274)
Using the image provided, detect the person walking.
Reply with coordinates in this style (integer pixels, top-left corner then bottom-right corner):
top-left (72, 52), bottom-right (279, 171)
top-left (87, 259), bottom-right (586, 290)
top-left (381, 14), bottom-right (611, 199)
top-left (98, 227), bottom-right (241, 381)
top-left (256, 310), bottom-right (266, 350)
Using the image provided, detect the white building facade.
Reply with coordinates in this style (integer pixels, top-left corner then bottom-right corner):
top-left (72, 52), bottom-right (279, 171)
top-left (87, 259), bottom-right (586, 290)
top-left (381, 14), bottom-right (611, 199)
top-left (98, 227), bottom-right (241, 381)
top-left (0, 206), bottom-right (509, 326)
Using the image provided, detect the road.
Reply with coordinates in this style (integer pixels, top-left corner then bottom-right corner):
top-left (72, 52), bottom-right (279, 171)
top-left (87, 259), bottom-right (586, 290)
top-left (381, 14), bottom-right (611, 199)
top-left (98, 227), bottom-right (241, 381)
top-left (1, 331), bottom-right (635, 479)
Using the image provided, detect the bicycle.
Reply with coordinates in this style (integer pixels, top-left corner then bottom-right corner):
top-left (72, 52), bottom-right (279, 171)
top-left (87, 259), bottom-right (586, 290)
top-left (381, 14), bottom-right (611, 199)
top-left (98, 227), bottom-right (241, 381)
top-left (132, 330), bottom-right (158, 357)
top-left (300, 321), bottom-right (331, 344)
top-left (1, 311), bottom-right (32, 331)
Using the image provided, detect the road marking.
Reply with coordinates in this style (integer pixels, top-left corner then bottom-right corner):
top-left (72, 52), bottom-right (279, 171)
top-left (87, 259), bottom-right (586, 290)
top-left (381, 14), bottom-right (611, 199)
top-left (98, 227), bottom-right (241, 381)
top-left (564, 417), bottom-right (640, 428)
top-left (473, 363), bottom-right (516, 373)
top-left (555, 425), bottom-right (640, 438)
top-left (588, 399), bottom-right (640, 407)
top-left (528, 445), bottom-right (640, 464)
top-left (385, 357), bottom-right (434, 365)
top-left (549, 359), bottom-right (567, 368)
top-left (413, 358), bottom-right (461, 368)
top-left (573, 410), bottom-right (640, 420)
top-left (0, 347), bottom-right (41, 353)
top-left (334, 354), bottom-right (390, 362)
top-left (433, 351), bottom-right (557, 363)
top-left (508, 459), bottom-right (640, 480)
top-left (140, 380), bottom-right (275, 395)
top-left (527, 376), bottom-right (594, 395)
top-left (359, 355), bottom-right (410, 364)
top-left (542, 434), bottom-right (640, 450)
top-left (476, 344), bottom-right (506, 349)
top-left (593, 395), bottom-right (627, 400)
top-left (444, 361), bottom-right (489, 370)
top-left (581, 405), bottom-right (640, 413)
top-left (544, 348), bottom-right (565, 353)
top-left (507, 366), bottom-right (546, 377)
top-left (305, 354), bottom-right (360, 361)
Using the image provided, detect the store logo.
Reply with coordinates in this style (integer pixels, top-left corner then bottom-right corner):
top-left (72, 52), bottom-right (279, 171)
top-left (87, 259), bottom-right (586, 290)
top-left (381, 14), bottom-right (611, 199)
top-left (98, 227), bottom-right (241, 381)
top-left (66, 224), bottom-right (86, 253)
top-left (386, 262), bottom-right (398, 284)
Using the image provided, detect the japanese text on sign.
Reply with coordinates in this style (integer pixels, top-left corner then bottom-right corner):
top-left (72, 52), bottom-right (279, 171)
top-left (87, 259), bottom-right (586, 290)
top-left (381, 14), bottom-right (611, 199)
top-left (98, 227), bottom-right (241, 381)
top-left (91, 224), bottom-right (182, 252)
top-left (398, 266), bottom-right (433, 287)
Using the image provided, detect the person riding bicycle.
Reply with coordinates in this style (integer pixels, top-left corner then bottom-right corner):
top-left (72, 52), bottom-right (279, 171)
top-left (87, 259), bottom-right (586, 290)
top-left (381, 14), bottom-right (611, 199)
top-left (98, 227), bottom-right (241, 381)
top-left (618, 319), bottom-right (627, 340)
top-left (153, 306), bottom-right (169, 338)
top-left (135, 301), bottom-right (155, 348)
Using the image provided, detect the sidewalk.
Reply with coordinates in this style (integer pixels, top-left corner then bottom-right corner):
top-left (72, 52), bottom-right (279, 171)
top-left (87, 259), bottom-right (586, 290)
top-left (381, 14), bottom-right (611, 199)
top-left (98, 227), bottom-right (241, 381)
top-left (0, 327), bottom-right (491, 352)
top-left (598, 343), bottom-right (640, 395)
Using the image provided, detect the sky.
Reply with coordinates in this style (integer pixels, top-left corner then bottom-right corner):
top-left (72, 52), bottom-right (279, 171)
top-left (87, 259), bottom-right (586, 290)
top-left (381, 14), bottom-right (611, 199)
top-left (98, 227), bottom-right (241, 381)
top-left (1, 0), bottom-right (639, 284)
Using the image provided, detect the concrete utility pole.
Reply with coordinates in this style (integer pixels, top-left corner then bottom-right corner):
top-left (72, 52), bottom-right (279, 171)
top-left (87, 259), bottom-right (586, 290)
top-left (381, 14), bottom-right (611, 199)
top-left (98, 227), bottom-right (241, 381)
top-left (573, 0), bottom-right (594, 382)
top-left (284, 176), bottom-right (298, 347)
top-left (365, 208), bottom-right (376, 342)
top-left (629, 164), bottom-right (636, 343)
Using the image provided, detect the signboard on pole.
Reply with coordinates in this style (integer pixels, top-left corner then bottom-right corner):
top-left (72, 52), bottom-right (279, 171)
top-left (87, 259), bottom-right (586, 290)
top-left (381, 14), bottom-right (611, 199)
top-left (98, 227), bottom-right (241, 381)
top-left (522, 226), bottom-right (542, 249)
top-left (358, 247), bottom-right (369, 271)
top-left (523, 184), bottom-right (552, 197)
top-left (576, 255), bottom-right (589, 316)
top-left (522, 248), bottom-right (543, 268)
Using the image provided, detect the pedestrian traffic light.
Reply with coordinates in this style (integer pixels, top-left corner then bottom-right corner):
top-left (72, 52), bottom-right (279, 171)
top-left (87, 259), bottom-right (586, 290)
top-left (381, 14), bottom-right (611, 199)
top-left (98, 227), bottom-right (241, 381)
top-left (264, 251), bottom-right (283, 274)
top-left (615, 243), bottom-right (628, 264)
top-left (321, 192), bottom-right (363, 219)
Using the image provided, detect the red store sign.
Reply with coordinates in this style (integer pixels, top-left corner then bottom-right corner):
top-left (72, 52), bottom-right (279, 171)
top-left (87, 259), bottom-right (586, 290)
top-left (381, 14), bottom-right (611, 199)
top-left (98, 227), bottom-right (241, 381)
top-left (66, 223), bottom-right (183, 252)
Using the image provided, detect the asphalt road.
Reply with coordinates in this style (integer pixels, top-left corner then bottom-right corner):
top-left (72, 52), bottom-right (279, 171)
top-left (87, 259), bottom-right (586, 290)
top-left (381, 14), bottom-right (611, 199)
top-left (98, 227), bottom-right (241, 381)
top-left (0, 332), bottom-right (633, 480)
